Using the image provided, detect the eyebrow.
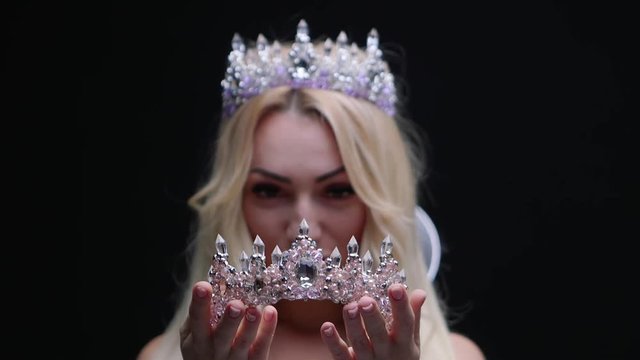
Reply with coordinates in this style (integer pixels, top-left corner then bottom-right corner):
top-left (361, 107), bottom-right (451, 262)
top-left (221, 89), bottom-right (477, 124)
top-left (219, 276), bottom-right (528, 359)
top-left (315, 166), bottom-right (346, 182)
top-left (249, 166), bottom-right (346, 183)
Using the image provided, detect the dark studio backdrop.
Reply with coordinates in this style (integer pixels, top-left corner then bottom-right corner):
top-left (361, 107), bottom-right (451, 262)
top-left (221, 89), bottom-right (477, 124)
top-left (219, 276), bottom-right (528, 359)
top-left (53, 0), bottom-right (634, 358)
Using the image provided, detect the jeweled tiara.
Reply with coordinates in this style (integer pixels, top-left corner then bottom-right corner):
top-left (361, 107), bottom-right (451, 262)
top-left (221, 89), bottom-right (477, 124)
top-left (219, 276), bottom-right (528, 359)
top-left (208, 219), bottom-right (406, 326)
top-left (220, 19), bottom-right (397, 119)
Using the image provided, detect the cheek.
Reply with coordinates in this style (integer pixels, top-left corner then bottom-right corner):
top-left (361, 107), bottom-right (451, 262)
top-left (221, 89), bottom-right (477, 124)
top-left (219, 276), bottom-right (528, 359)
top-left (328, 201), bottom-right (368, 246)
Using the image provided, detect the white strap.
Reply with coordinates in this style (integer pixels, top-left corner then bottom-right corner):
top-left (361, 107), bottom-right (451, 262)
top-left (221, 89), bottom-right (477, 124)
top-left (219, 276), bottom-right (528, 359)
top-left (415, 206), bottom-right (442, 281)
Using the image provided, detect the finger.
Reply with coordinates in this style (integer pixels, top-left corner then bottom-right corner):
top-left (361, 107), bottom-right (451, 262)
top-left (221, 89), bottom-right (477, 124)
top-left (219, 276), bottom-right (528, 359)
top-left (389, 284), bottom-right (417, 346)
top-left (187, 281), bottom-right (214, 345)
top-left (211, 299), bottom-right (245, 355)
top-left (358, 296), bottom-right (390, 356)
top-left (230, 306), bottom-right (262, 359)
top-left (249, 305), bottom-right (278, 360)
top-left (320, 322), bottom-right (352, 360)
top-left (343, 302), bottom-right (373, 360)
top-left (179, 314), bottom-right (191, 343)
top-left (408, 288), bottom-right (427, 346)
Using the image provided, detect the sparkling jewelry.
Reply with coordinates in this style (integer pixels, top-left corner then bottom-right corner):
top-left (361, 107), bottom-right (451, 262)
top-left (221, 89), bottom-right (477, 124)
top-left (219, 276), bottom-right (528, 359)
top-left (221, 19), bottom-right (397, 119)
top-left (208, 219), bottom-right (406, 326)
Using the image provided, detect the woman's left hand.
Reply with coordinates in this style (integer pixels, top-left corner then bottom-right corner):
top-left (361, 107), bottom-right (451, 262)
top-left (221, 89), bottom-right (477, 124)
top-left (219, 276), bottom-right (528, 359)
top-left (320, 284), bottom-right (426, 360)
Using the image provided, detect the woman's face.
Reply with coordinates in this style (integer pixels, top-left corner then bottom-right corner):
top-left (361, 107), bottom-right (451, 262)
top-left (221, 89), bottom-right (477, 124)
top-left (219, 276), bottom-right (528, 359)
top-left (242, 110), bottom-right (367, 262)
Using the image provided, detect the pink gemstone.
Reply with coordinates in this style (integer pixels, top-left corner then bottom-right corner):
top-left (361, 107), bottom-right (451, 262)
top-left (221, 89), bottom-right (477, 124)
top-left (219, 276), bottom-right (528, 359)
top-left (291, 286), bottom-right (305, 299)
top-left (307, 288), bottom-right (320, 299)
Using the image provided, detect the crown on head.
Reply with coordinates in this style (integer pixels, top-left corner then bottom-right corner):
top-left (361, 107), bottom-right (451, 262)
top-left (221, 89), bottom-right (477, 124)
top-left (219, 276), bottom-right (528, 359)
top-left (208, 219), bottom-right (406, 326)
top-left (220, 19), bottom-right (397, 119)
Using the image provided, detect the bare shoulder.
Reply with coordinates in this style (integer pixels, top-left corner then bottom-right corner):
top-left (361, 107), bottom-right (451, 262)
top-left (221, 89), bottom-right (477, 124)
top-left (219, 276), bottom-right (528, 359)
top-left (137, 334), bottom-right (164, 360)
top-left (450, 332), bottom-right (485, 360)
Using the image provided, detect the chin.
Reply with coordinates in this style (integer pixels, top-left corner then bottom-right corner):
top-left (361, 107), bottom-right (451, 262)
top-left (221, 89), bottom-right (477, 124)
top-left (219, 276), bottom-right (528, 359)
top-left (276, 300), bottom-right (343, 330)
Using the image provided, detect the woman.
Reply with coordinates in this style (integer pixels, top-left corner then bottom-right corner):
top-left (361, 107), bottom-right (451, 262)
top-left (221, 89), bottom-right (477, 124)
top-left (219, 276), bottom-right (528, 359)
top-left (139, 20), bottom-right (484, 360)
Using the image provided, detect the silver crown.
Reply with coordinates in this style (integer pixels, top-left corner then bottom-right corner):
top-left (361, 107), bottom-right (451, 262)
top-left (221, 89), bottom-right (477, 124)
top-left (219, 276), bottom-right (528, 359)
top-left (208, 219), bottom-right (406, 326)
top-left (220, 19), bottom-right (397, 119)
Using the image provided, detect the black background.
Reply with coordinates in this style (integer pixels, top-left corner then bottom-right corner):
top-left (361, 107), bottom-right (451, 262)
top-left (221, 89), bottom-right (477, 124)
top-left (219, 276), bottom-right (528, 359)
top-left (9, 0), bottom-right (635, 358)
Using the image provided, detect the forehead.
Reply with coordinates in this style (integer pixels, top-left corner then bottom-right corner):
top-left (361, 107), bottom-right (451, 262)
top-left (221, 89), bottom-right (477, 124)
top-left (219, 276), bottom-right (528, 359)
top-left (251, 111), bottom-right (343, 171)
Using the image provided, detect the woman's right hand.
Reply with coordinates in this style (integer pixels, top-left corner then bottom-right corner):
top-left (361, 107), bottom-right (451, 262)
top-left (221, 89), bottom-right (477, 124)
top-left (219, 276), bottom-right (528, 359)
top-left (179, 281), bottom-right (278, 360)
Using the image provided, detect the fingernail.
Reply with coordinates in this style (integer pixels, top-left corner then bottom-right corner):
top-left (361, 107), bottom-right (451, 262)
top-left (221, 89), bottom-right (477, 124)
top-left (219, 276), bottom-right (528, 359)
top-left (361, 301), bottom-right (374, 313)
top-left (228, 305), bottom-right (242, 318)
top-left (246, 308), bottom-right (257, 322)
top-left (391, 286), bottom-right (404, 301)
top-left (322, 326), bottom-right (333, 337)
top-left (347, 304), bottom-right (358, 319)
top-left (195, 286), bottom-right (207, 299)
top-left (263, 307), bottom-right (275, 322)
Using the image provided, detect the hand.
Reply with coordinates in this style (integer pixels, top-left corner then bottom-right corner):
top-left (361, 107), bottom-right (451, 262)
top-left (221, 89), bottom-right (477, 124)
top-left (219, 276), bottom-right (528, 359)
top-left (179, 281), bottom-right (278, 360)
top-left (320, 284), bottom-right (426, 360)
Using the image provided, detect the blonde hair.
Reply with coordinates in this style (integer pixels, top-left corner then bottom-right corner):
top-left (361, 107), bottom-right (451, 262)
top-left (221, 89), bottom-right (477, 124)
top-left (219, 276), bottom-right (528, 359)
top-left (148, 86), bottom-right (455, 359)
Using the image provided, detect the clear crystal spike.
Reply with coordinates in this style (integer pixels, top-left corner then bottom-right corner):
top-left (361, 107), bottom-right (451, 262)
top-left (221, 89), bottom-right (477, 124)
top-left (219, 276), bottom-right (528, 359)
top-left (362, 250), bottom-right (373, 273)
top-left (240, 251), bottom-right (249, 272)
top-left (253, 235), bottom-right (265, 256)
top-left (330, 246), bottom-right (341, 266)
top-left (299, 219), bottom-right (309, 236)
top-left (367, 28), bottom-right (379, 53)
top-left (271, 245), bottom-right (283, 266)
top-left (296, 19), bottom-right (310, 42)
top-left (336, 31), bottom-right (348, 47)
top-left (272, 40), bottom-right (281, 53)
top-left (347, 236), bottom-right (359, 256)
top-left (381, 235), bottom-right (393, 255)
top-left (350, 42), bottom-right (359, 56)
top-left (231, 33), bottom-right (245, 52)
top-left (256, 34), bottom-right (268, 51)
top-left (289, 20), bottom-right (316, 81)
top-left (215, 234), bottom-right (227, 255)
top-left (347, 236), bottom-right (359, 255)
top-left (323, 38), bottom-right (333, 55)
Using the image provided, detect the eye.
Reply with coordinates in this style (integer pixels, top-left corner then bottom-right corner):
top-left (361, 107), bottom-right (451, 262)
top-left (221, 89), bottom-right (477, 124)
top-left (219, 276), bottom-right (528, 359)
top-left (252, 183), bottom-right (281, 198)
top-left (325, 184), bottom-right (355, 199)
